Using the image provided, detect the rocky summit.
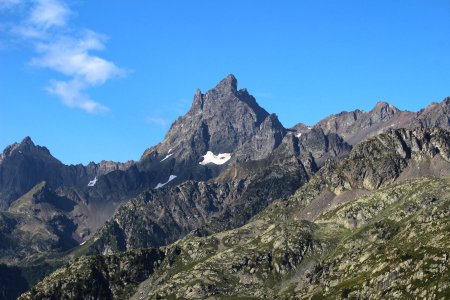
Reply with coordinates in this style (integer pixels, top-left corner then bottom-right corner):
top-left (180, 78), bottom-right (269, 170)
top-left (0, 75), bottom-right (449, 299)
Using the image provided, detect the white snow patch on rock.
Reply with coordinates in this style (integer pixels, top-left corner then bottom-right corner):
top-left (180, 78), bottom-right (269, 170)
top-left (80, 241), bottom-right (86, 246)
top-left (155, 175), bottom-right (177, 189)
top-left (160, 153), bottom-right (174, 162)
top-left (168, 148), bottom-right (173, 154)
top-left (199, 151), bottom-right (231, 165)
top-left (295, 133), bottom-right (302, 138)
top-left (88, 177), bottom-right (97, 187)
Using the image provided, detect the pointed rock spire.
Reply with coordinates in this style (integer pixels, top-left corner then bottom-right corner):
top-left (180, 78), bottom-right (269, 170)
top-left (212, 74), bottom-right (237, 94)
top-left (20, 136), bottom-right (35, 147)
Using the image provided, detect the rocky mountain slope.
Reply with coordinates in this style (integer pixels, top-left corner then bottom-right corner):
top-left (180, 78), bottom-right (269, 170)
top-left (19, 128), bottom-right (450, 299)
top-left (0, 137), bottom-right (133, 210)
top-left (305, 97), bottom-right (450, 146)
top-left (70, 129), bottom-right (350, 257)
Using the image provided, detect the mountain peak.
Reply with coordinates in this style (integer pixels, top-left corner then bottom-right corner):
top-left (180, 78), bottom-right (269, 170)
top-left (142, 74), bottom-right (282, 166)
top-left (20, 136), bottom-right (35, 147)
top-left (213, 74), bottom-right (237, 93)
top-left (190, 75), bottom-right (238, 111)
top-left (0, 137), bottom-right (35, 161)
top-left (0, 136), bottom-right (53, 165)
top-left (372, 101), bottom-right (399, 112)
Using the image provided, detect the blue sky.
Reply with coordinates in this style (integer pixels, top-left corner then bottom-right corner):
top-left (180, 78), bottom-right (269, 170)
top-left (1, 0), bottom-right (450, 164)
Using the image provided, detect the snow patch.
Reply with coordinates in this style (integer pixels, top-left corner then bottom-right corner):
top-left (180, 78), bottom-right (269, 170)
top-left (155, 175), bottom-right (177, 189)
top-left (307, 127), bottom-right (312, 130)
top-left (199, 151), bottom-right (231, 165)
top-left (80, 241), bottom-right (86, 246)
top-left (160, 153), bottom-right (174, 162)
top-left (168, 148), bottom-right (173, 154)
top-left (295, 133), bottom-right (302, 138)
top-left (87, 177), bottom-right (97, 187)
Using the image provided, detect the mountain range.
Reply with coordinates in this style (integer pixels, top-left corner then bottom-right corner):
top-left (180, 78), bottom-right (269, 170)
top-left (1, 75), bottom-right (449, 299)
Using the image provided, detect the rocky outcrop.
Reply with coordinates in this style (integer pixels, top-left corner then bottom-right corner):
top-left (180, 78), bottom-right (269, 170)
top-left (312, 101), bottom-right (415, 145)
top-left (309, 97), bottom-right (450, 146)
top-left (19, 248), bottom-right (164, 300)
top-left (289, 128), bottom-right (450, 200)
top-left (297, 127), bottom-right (351, 167)
top-left (415, 97), bottom-right (450, 129)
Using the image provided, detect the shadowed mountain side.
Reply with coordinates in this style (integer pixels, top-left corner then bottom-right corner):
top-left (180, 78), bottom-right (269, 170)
top-left (0, 137), bottom-right (133, 210)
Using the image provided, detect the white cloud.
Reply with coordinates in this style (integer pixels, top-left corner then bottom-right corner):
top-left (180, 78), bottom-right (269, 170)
top-left (31, 32), bottom-right (124, 85)
top-left (2, 0), bottom-right (125, 114)
top-left (12, 25), bottom-right (48, 39)
top-left (29, 0), bottom-right (70, 29)
top-left (47, 79), bottom-right (109, 114)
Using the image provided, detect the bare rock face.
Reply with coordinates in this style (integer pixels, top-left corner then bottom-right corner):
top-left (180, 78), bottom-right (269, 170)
top-left (139, 74), bottom-right (287, 184)
top-left (157, 74), bottom-right (274, 157)
top-left (415, 97), bottom-right (450, 129)
top-left (85, 160), bottom-right (134, 176)
top-left (0, 137), bottom-right (61, 209)
top-left (313, 128), bottom-right (450, 194)
top-left (235, 113), bottom-right (286, 161)
top-left (308, 97), bottom-right (450, 146)
top-left (313, 101), bottom-right (416, 145)
top-left (297, 127), bottom-right (352, 167)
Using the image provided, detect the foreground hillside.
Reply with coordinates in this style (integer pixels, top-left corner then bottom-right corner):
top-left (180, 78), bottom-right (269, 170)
top-left (19, 128), bottom-right (450, 299)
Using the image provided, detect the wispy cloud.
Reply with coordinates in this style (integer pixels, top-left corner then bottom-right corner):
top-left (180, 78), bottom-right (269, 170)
top-left (29, 0), bottom-right (70, 29)
top-left (31, 32), bottom-right (124, 85)
top-left (47, 79), bottom-right (109, 113)
top-left (2, 0), bottom-right (124, 113)
top-left (0, 0), bottom-right (21, 10)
